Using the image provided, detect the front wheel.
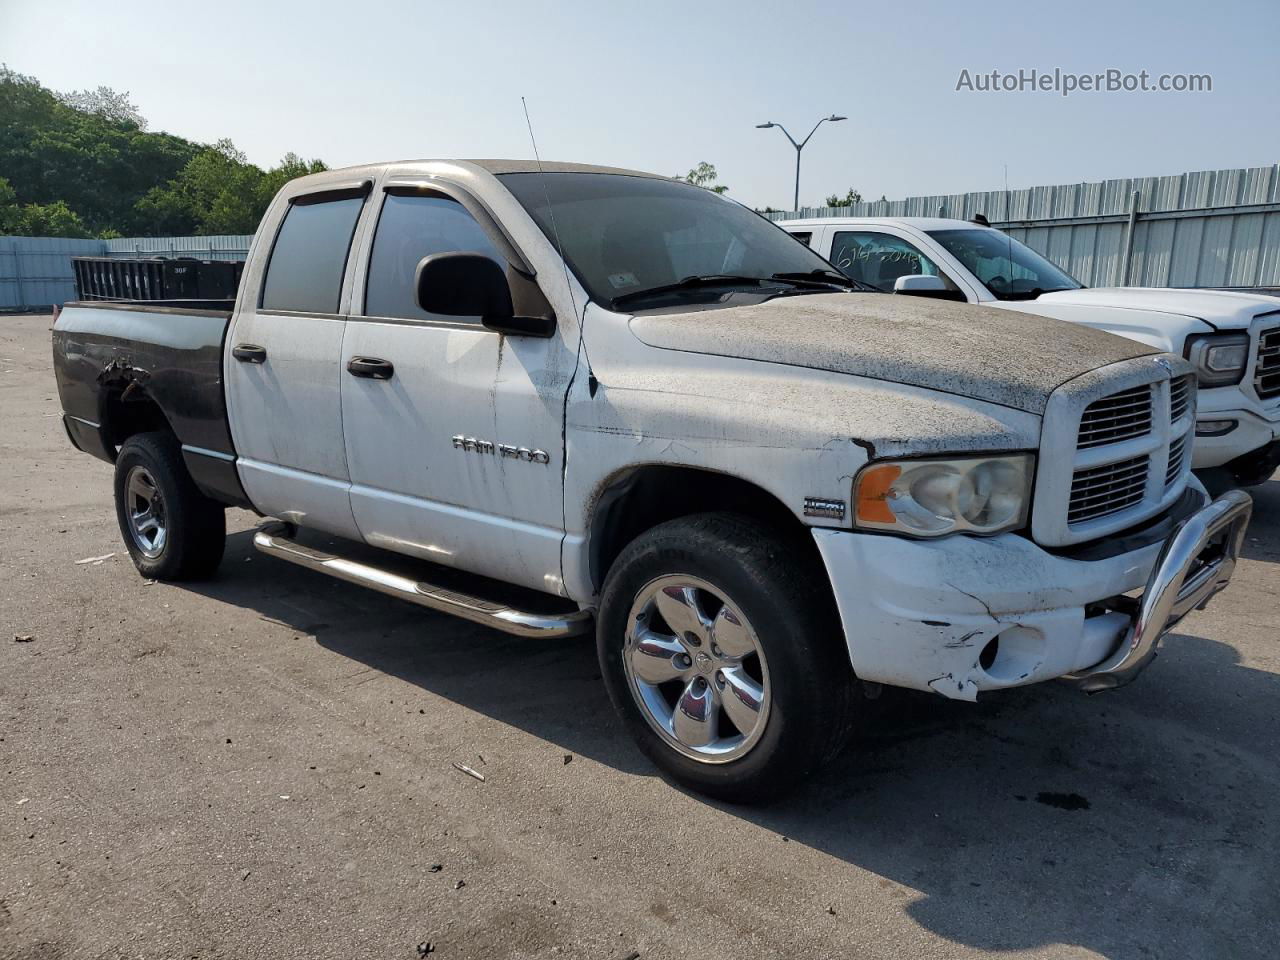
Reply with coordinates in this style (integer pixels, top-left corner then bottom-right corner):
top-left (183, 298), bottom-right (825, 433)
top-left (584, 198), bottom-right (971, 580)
top-left (597, 513), bottom-right (854, 803)
top-left (114, 432), bottom-right (226, 581)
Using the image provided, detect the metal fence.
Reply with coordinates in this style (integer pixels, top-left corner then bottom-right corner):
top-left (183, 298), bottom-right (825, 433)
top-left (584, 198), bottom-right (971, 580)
top-left (0, 235), bottom-right (252, 311)
top-left (1, 237), bottom-right (105, 311)
top-left (768, 165), bottom-right (1280, 290)
top-left (103, 235), bottom-right (252, 262)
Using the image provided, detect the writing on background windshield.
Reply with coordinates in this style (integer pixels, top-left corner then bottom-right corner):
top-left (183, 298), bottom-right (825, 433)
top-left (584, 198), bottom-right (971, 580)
top-left (829, 231), bottom-right (958, 293)
top-left (499, 172), bottom-right (836, 307)
top-left (928, 228), bottom-right (1081, 299)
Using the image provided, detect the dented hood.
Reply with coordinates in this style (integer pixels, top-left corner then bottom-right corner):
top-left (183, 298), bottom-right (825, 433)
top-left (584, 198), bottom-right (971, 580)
top-left (628, 292), bottom-right (1156, 414)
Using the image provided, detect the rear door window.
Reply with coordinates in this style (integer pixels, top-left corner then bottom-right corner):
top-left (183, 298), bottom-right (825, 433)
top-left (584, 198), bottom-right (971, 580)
top-left (364, 193), bottom-right (502, 322)
top-left (260, 195), bottom-right (365, 313)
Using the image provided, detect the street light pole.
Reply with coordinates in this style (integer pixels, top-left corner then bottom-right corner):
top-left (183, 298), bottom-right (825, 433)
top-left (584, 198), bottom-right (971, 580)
top-left (756, 114), bottom-right (847, 212)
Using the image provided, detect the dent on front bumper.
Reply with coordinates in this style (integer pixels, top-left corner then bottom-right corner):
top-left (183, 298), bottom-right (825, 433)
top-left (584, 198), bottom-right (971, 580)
top-left (813, 491), bottom-right (1252, 701)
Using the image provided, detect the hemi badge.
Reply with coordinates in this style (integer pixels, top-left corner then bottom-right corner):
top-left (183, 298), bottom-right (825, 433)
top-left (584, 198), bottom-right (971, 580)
top-left (804, 497), bottom-right (846, 520)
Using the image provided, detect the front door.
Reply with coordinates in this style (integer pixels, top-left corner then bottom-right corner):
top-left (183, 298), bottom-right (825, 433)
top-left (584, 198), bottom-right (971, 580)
top-left (825, 229), bottom-right (966, 296)
top-left (224, 187), bottom-right (369, 539)
top-left (339, 185), bottom-right (575, 594)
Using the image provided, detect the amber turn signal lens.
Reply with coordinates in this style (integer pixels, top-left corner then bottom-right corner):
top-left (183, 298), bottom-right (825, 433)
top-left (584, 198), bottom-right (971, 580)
top-left (855, 464), bottom-right (902, 525)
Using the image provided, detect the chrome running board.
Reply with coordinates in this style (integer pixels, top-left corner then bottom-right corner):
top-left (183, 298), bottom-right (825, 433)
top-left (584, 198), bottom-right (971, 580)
top-left (253, 522), bottom-right (593, 639)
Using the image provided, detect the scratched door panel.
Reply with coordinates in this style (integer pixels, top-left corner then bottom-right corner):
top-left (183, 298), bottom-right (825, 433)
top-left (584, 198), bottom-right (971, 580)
top-left (340, 318), bottom-right (570, 595)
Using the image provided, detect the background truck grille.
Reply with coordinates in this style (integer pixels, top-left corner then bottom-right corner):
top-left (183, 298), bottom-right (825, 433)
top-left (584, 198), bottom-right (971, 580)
top-left (1256, 328), bottom-right (1280, 399)
top-left (1169, 375), bottom-right (1193, 421)
top-left (1068, 455), bottom-right (1150, 524)
top-left (1077, 385), bottom-right (1153, 448)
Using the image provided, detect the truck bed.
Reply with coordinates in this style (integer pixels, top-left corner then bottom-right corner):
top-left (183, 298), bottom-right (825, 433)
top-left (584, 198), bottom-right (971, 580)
top-left (52, 301), bottom-right (248, 507)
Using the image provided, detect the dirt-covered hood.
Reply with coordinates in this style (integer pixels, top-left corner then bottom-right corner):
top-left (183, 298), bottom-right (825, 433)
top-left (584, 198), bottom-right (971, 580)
top-left (628, 292), bottom-right (1157, 414)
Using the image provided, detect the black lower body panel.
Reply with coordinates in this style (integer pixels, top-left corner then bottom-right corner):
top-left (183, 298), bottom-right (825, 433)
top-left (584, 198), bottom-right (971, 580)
top-left (181, 445), bottom-right (253, 508)
top-left (62, 414), bottom-right (114, 463)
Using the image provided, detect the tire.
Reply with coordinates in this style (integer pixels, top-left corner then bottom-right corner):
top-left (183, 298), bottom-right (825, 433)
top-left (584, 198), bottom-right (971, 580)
top-left (113, 432), bottom-right (226, 581)
top-left (597, 512), bottom-right (855, 803)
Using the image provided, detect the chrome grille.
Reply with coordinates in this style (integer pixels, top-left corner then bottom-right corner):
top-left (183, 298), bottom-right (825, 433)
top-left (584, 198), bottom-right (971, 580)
top-left (1077, 385), bottom-right (1153, 449)
top-left (1169, 375), bottom-right (1193, 422)
top-left (1068, 455), bottom-right (1150, 524)
top-left (1256, 327), bottom-right (1280, 399)
top-left (1166, 434), bottom-right (1187, 487)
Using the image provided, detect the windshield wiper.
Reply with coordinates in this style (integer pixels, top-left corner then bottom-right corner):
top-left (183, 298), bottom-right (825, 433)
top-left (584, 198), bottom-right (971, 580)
top-left (610, 271), bottom-right (862, 309)
top-left (771, 269), bottom-right (876, 292)
top-left (611, 274), bottom-right (775, 307)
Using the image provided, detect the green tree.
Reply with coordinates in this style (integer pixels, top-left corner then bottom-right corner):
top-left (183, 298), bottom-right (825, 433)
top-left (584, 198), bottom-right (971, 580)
top-left (55, 85), bottom-right (146, 128)
top-left (0, 65), bottom-right (200, 234)
top-left (0, 176), bottom-right (93, 237)
top-left (0, 67), bottom-right (328, 238)
top-left (0, 177), bottom-right (22, 233)
top-left (677, 162), bottom-right (729, 194)
top-left (824, 187), bottom-right (863, 207)
top-left (18, 199), bottom-right (91, 237)
top-left (135, 143), bottom-right (329, 236)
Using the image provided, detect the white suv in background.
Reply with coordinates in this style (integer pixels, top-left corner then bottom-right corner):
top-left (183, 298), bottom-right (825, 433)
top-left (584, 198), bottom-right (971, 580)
top-left (781, 216), bottom-right (1280, 486)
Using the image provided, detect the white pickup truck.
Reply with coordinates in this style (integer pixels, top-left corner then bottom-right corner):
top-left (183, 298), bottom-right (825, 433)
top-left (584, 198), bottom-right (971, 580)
top-left (780, 216), bottom-right (1280, 487)
top-left (52, 161), bottom-right (1251, 801)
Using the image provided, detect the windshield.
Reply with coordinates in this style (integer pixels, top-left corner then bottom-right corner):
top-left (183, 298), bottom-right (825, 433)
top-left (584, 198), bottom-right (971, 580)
top-left (500, 172), bottom-right (840, 308)
top-left (927, 228), bottom-right (1082, 300)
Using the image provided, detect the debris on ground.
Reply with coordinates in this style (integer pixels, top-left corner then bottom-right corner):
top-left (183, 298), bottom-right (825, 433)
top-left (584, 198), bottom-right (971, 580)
top-left (563, 754), bottom-right (573, 765)
top-left (416, 942), bottom-right (434, 957)
top-left (429, 863), bottom-right (443, 873)
top-left (74, 553), bottom-right (115, 565)
top-left (13, 634), bottom-right (34, 642)
top-left (241, 869), bottom-right (251, 882)
top-left (451, 762), bottom-right (485, 782)
top-left (453, 879), bottom-right (466, 890)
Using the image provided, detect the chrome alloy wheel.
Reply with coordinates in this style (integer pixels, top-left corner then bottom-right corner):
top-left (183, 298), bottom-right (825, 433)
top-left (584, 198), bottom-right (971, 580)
top-left (623, 575), bottom-right (771, 763)
top-left (124, 465), bottom-right (167, 559)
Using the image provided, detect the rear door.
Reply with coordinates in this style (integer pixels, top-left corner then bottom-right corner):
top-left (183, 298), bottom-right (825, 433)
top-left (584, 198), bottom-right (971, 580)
top-left (339, 181), bottom-right (575, 593)
top-left (224, 183), bottom-right (371, 539)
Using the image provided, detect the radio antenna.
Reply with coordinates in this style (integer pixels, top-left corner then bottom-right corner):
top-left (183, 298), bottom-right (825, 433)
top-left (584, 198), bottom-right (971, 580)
top-left (521, 97), bottom-right (579, 323)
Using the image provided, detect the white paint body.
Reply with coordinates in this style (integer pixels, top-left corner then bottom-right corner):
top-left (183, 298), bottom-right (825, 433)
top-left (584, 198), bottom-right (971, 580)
top-left (215, 163), bottom-right (1210, 702)
top-left (781, 216), bottom-right (1280, 469)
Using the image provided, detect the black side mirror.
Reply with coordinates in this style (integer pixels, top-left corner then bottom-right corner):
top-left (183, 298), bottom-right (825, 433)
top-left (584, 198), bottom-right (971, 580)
top-left (415, 252), bottom-right (556, 338)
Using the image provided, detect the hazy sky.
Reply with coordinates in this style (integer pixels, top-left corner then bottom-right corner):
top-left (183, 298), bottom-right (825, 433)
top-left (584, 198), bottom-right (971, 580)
top-left (3, 0), bottom-right (1278, 210)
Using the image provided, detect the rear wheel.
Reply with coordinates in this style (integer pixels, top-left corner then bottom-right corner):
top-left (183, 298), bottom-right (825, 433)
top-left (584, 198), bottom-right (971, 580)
top-left (114, 432), bottom-right (226, 581)
top-left (597, 513), bottom-right (854, 803)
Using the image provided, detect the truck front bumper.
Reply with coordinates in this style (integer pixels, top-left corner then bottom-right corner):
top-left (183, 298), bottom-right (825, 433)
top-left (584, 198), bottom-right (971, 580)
top-left (1190, 387), bottom-right (1280, 469)
top-left (813, 491), bottom-right (1252, 701)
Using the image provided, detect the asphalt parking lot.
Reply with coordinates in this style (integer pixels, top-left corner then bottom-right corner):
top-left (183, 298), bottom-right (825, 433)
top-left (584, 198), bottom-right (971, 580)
top-left (3, 310), bottom-right (1279, 960)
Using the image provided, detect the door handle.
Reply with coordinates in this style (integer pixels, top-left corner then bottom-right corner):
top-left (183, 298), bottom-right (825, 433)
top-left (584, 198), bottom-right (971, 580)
top-left (346, 356), bottom-right (395, 380)
top-left (232, 343), bottom-right (267, 364)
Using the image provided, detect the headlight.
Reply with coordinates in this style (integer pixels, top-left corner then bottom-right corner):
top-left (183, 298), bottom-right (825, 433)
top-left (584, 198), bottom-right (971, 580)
top-left (853, 454), bottom-right (1034, 537)
top-left (1185, 333), bottom-right (1249, 387)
